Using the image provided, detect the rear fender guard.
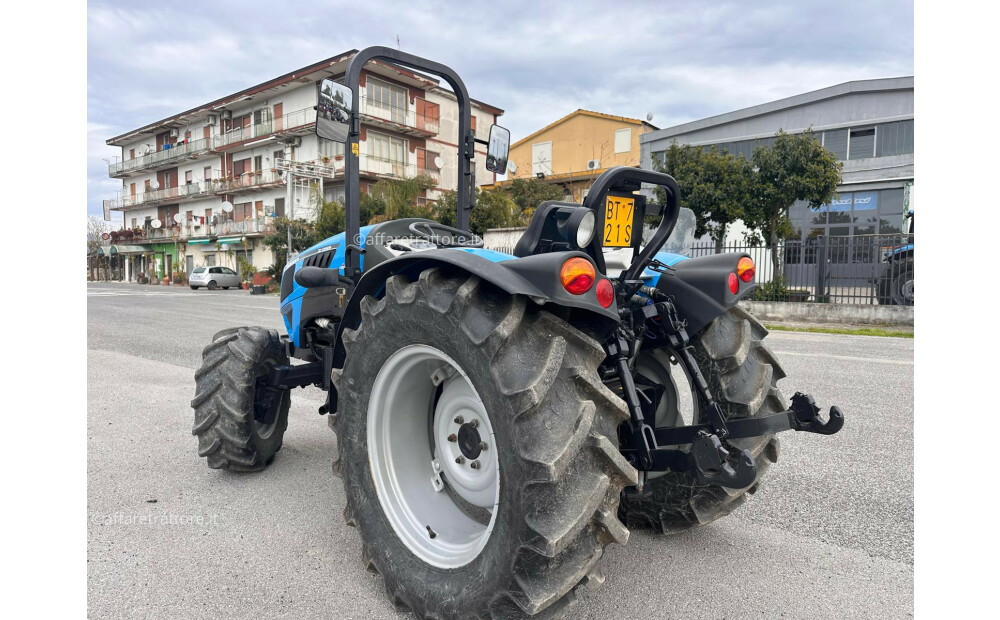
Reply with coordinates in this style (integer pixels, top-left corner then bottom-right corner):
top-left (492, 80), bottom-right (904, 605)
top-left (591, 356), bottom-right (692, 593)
top-left (655, 252), bottom-right (756, 335)
top-left (333, 249), bottom-right (619, 366)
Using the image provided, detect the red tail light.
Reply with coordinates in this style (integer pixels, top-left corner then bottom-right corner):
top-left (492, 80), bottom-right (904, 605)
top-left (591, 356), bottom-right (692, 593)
top-left (728, 272), bottom-right (739, 295)
top-left (737, 257), bottom-right (755, 282)
top-left (596, 278), bottom-right (614, 308)
top-left (560, 258), bottom-right (596, 295)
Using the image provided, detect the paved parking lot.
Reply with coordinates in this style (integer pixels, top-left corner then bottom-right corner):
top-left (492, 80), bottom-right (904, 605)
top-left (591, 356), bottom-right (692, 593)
top-left (87, 282), bottom-right (913, 619)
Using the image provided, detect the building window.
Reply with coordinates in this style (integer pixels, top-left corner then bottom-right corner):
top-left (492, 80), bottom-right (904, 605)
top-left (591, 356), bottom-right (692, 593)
top-left (204, 166), bottom-right (212, 181)
top-left (532, 141), bottom-right (552, 175)
top-left (848, 128), bottom-right (875, 160)
top-left (368, 131), bottom-right (406, 163)
top-left (614, 128), bottom-right (632, 154)
top-left (185, 170), bottom-right (193, 185)
top-left (367, 77), bottom-right (406, 113)
top-left (875, 120), bottom-right (914, 157)
top-left (319, 139), bottom-right (344, 159)
top-left (823, 129), bottom-right (848, 160)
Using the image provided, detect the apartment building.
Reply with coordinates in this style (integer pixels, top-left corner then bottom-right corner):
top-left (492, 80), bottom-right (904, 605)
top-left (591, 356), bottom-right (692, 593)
top-left (496, 109), bottom-right (658, 202)
top-left (105, 49), bottom-right (503, 281)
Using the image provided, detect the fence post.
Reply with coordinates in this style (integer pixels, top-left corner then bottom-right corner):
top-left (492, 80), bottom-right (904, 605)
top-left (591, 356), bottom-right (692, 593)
top-left (815, 235), bottom-right (827, 302)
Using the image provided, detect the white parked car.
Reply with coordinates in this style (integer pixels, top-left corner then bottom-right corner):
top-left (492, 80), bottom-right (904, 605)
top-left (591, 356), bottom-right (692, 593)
top-left (189, 266), bottom-right (240, 290)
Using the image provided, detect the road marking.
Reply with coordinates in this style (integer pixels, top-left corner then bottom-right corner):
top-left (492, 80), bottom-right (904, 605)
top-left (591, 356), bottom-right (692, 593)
top-left (772, 350), bottom-right (914, 366)
top-left (87, 290), bottom-right (194, 297)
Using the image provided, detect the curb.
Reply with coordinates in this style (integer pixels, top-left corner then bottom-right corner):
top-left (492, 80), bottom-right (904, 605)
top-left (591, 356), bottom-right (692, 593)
top-left (740, 300), bottom-right (913, 328)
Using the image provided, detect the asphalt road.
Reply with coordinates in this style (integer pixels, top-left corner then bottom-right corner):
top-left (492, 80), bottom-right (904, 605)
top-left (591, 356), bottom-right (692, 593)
top-left (87, 282), bottom-right (913, 619)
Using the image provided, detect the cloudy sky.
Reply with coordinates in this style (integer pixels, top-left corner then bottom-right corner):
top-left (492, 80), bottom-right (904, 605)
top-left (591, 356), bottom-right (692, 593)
top-left (87, 0), bottom-right (913, 221)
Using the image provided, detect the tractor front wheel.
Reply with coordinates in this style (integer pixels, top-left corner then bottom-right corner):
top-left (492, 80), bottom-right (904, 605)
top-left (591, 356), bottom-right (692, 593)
top-left (333, 268), bottom-right (636, 619)
top-left (191, 327), bottom-right (290, 471)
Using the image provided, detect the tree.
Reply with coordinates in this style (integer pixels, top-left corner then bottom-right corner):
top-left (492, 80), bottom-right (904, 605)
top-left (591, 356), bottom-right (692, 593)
top-left (368, 173), bottom-right (437, 223)
top-left (652, 142), bottom-right (757, 252)
top-left (502, 177), bottom-right (564, 215)
top-left (87, 216), bottom-right (110, 281)
top-left (436, 187), bottom-right (522, 236)
top-left (744, 129), bottom-right (842, 281)
top-left (87, 215), bottom-right (110, 251)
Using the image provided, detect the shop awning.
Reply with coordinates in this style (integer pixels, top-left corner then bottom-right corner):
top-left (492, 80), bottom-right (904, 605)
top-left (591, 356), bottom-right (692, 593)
top-left (101, 245), bottom-right (149, 255)
top-left (217, 236), bottom-right (246, 244)
top-left (188, 238), bottom-right (213, 245)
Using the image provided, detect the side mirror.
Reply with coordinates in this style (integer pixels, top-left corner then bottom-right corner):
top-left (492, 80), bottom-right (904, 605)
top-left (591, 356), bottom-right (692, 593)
top-left (485, 124), bottom-right (510, 175)
top-left (315, 78), bottom-right (352, 143)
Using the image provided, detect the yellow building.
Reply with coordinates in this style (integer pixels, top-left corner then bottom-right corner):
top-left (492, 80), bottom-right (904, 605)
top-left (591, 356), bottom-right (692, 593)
top-left (501, 109), bottom-right (658, 202)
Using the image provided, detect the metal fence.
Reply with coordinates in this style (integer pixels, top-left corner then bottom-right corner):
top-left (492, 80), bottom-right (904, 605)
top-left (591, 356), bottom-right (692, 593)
top-left (689, 234), bottom-right (914, 306)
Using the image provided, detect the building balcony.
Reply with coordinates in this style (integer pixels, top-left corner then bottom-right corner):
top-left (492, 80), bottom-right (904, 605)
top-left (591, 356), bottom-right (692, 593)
top-left (359, 97), bottom-right (439, 137)
top-left (211, 169), bottom-right (285, 194)
top-left (212, 107), bottom-right (316, 152)
top-left (359, 153), bottom-right (440, 184)
top-left (111, 182), bottom-right (210, 211)
top-left (141, 217), bottom-right (277, 243)
top-left (108, 138), bottom-right (213, 178)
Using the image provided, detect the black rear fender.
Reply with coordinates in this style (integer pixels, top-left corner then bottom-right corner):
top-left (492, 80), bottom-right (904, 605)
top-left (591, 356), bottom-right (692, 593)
top-left (656, 253), bottom-right (755, 335)
top-left (333, 249), bottom-right (619, 366)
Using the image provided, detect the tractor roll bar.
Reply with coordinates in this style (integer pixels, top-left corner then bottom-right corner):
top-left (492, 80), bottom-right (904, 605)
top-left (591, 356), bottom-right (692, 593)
top-left (582, 167), bottom-right (682, 284)
top-left (343, 47), bottom-right (476, 276)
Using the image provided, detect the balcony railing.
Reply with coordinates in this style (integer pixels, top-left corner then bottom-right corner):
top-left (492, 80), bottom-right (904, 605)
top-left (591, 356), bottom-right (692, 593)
top-left (212, 170), bottom-right (284, 193)
top-left (117, 183), bottom-right (208, 209)
top-left (142, 217), bottom-right (276, 241)
top-left (108, 138), bottom-right (212, 177)
top-left (359, 96), bottom-right (439, 135)
top-left (212, 107), bottom-right (315, 150)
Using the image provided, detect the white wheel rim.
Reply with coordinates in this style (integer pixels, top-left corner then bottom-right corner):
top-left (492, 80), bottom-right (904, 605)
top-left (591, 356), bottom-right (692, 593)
top-left (367, 344), bottom-right (499, 568)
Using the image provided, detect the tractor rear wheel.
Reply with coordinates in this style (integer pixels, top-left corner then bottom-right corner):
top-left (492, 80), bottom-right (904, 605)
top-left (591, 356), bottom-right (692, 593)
top-left (617, 307), bottom-right (786, 533)
top-left (890, 259), bottom-right (914, 305)
top-left (191, 327), bottom-right (290, 471)
top-left (333, 268), bottom-right (636, 619)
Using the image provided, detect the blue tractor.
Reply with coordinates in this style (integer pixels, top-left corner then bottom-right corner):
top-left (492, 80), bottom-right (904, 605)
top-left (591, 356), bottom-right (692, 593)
top-left (876, 210), bottom-right (914, 305)
top-left (191, 47), bottom-right (844, 619)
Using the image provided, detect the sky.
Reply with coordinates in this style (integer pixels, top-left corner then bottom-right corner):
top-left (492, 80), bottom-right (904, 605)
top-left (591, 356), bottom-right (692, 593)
top-left (86, 0), bottom-right (914, 222)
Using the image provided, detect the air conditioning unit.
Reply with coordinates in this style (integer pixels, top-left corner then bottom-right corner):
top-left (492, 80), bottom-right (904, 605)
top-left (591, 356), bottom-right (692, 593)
top-left (587, 159), bottom-right (600, 170)
top-left (221, 110), bottom-right (233, 120)
top-left (169, 129), bottom-right (180, 138)
top-left (207, 114), bottom-right (217, 126)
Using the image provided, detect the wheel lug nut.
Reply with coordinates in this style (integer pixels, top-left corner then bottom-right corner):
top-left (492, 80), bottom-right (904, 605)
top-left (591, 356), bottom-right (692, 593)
top-left (470, 419), bottom-right (479, 428)
top-left (479, 442), bottom-right (488, 451)
top-left (447, 434), bottom-right (457, 442)
top-left (470, 460), bottom-right (480, 469)
top-left (454, 416), bottom-right (464, 425)
top-left (455, 456), bottom-right (465, 464)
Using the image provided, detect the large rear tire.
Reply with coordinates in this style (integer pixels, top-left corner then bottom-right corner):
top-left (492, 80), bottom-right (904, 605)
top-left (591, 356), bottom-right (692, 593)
top-left (890, 259), bottom-right (914, 306)
top-left (617, 307), bottom-right (786, 533)
top-left (333, 268), bottom-right (637, 619)
top-left (191, 327), bottom-right (290, 471)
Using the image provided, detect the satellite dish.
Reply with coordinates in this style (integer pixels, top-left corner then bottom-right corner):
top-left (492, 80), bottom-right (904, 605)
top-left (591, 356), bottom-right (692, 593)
top-left (508, 161), bottom-right (517, 174)
top-left (173, 213), bottom-right (184, 224)
top-left (221, 201), bottom-right (234, 213)
top-left (151, 219), bottom-right (162, 229)
top-left (150, 180), bottom-right (160, 190)
top-left (433, 156), bottom-right (444, 170)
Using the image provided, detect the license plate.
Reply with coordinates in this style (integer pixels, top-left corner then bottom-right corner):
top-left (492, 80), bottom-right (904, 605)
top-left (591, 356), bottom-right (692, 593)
top-left (603, 196), bottom-right (635, 247)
